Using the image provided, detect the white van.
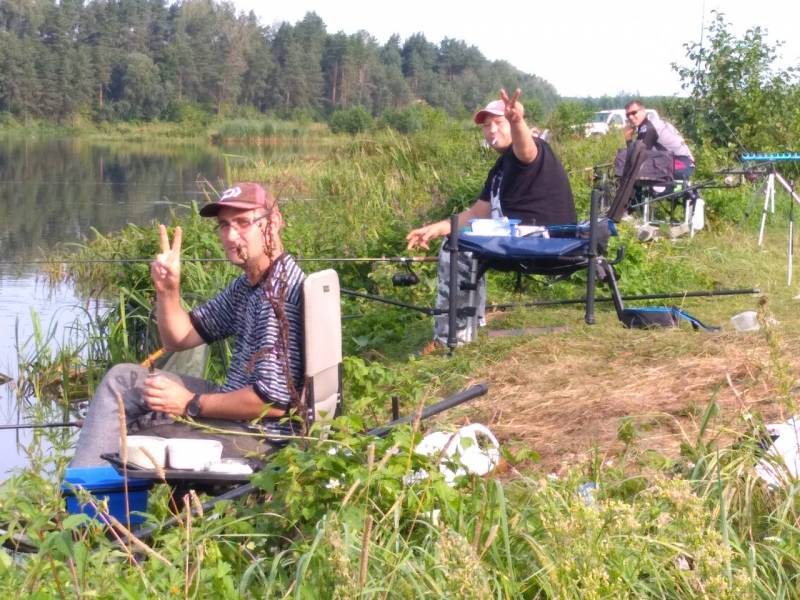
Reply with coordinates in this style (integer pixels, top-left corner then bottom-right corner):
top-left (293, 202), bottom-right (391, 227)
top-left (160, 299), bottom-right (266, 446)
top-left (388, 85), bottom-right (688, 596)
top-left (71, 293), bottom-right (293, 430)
top-left (584, 108), bottom-right (659, 137)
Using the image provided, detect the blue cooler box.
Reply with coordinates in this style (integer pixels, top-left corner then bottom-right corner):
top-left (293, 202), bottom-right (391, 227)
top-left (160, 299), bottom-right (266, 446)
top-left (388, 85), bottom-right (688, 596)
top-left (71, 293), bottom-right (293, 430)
top-left (62, 466), bottom-right (153, 525)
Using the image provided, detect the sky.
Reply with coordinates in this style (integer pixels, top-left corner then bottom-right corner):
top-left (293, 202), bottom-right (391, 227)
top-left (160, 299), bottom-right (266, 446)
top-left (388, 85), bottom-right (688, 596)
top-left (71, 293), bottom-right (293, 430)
top-left (230, 0), bottom-right (799, 98)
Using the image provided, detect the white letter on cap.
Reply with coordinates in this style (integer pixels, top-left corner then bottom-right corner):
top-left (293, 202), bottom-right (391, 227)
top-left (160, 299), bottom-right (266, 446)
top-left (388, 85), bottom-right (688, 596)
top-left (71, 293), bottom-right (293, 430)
top-left (220, 186), bottom-right (242, 201)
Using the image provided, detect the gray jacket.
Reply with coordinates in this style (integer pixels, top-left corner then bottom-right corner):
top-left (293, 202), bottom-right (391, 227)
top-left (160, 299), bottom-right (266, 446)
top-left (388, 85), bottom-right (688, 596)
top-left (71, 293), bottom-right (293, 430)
top-left (637, 115), bottom-right (694, 161)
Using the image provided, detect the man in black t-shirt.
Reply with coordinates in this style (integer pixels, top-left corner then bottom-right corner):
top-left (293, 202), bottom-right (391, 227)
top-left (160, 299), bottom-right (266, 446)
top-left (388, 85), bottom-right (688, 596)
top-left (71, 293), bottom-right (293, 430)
top-left (406, 89), bottom-right (576, 351)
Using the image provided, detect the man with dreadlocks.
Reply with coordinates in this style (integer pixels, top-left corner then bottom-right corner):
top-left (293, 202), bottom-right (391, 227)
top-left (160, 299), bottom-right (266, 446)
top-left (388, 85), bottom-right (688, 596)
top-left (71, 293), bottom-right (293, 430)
top-left (70, 182), bottom-right (305, 467)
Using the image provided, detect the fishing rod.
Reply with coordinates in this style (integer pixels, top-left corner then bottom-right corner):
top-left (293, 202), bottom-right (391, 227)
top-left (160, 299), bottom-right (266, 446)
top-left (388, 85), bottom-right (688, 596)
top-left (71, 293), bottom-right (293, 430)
top-left (0, 349), bottom-right (164, 430)
top-left (627, 178), bottom-right (731, 212)
top-left (341, 288), bottom-right (445, 316)
top-left (486, 287), bottom-right (760, 311)
top-left (0, 420), bottom-right (82, 431)
top-left (0, 181), bottom-right (210, 190)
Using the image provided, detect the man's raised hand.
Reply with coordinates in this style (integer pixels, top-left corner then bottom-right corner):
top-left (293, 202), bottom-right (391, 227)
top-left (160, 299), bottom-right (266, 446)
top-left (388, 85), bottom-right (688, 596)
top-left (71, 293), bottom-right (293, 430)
top-left (500, 88), bottom-right (524, 123)
top-left (151, 224), bottom-right (182, 295)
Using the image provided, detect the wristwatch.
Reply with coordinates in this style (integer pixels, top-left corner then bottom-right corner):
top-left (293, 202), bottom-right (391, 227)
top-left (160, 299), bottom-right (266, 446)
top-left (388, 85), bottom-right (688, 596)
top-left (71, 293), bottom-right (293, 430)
top-left (185, 393), bottom-right (202, 418)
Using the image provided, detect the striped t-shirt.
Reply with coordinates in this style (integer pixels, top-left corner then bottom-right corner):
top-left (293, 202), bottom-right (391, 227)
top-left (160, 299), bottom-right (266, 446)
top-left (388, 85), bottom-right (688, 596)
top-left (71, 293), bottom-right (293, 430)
top-left (189, 254), bottom-right (305, 417)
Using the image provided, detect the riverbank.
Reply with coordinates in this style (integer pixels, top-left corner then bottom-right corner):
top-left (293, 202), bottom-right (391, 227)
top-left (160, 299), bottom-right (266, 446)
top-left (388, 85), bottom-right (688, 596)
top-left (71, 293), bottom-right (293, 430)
top-left (3, 126), bottom-right (800, 596)
top-left (0, 114), bottom-right (336, 146)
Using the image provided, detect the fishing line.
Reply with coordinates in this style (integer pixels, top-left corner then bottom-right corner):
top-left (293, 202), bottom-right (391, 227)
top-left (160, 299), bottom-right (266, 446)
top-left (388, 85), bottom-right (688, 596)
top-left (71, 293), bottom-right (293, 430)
top-left (0, 256), bottom-right (438, 266)
top-left (0, 181), bottom-right (211, 191)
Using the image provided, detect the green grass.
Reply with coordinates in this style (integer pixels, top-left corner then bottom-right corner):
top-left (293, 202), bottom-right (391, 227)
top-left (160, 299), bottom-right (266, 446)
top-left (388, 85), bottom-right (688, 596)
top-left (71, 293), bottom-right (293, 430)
top-left (5, 125), bottom-right (800, 596)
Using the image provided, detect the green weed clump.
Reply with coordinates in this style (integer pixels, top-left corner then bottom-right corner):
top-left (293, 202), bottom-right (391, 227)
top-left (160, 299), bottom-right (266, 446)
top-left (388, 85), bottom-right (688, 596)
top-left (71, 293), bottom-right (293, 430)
top-left (2, 411), bottom-right (798, 598)
top-left (11, 121), bottom-right (800, 595)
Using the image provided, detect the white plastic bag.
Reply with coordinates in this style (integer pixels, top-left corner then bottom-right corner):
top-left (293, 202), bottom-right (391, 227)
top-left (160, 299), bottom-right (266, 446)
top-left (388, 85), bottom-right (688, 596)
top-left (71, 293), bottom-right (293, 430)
top-left (413, 424), bottom-right (501, 485)
top-left (756, 418), bottom-right (800, 488)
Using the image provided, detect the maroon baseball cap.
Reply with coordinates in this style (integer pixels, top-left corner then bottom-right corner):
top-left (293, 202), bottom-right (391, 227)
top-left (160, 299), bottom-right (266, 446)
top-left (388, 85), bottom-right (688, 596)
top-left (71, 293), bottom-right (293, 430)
top-left (473, 100), bottom-right (506, 124)
top-left (199, 182), bottom-right (275, 217)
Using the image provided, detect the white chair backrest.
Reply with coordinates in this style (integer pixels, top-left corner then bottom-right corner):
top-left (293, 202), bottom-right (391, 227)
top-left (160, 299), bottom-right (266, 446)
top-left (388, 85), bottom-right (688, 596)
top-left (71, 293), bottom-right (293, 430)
top-left (302, 269), bottom-right (342, 423)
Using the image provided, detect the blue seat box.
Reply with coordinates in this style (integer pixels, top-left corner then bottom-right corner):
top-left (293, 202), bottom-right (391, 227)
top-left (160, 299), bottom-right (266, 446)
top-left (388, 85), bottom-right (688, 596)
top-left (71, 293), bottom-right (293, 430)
top-left (62, 466), bottom-right (153, 525)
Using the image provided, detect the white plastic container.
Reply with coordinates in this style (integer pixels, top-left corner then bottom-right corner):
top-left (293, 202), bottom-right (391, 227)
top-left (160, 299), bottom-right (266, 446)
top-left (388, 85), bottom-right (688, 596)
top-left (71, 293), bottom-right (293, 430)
top-left (124, 435), bottom-right (168, 469)
top-left (166, 439), bottom-right (223, 471)
top-left (730, 310), bottom-right (759, 332)
top-left (467, 218), bottom-right (521, 236)
top-left (206, 459), bottom-right (253, 475)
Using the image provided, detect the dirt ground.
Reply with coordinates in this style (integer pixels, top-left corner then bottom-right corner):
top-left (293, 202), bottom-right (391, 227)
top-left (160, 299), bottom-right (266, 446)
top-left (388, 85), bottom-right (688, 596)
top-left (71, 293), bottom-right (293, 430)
top-left (455, 326), bottom-right (800, 474)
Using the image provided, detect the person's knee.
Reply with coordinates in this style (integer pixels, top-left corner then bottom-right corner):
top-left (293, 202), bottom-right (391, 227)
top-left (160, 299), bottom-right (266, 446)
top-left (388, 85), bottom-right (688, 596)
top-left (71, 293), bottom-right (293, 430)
top-left (97, 363), bottom-right (147, 409)
top-left (104, 363), bottom-right (141, 381)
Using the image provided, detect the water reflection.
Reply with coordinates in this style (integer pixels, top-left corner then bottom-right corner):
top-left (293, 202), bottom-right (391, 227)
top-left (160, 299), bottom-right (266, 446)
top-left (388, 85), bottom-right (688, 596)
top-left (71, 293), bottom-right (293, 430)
top-left (0, 275), bottom-right (94, 476)
top-left (0, 137), bottom-right (231, 476)
top-left (0, 137), bottom-right (229, 273)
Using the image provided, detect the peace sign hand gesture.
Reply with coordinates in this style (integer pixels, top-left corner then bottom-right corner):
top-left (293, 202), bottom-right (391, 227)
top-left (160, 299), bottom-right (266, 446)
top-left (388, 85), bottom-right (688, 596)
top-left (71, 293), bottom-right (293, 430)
top-left (151, 224), bottom-right (183, 295)
top-left (500, 88), bottom-right (524, 124)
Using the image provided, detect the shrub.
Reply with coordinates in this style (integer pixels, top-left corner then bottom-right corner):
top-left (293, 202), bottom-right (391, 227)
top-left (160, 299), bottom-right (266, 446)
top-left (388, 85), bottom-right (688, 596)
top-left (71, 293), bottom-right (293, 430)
top-left (329, 106), bottom-right (373, 135)
top-left (379, 105), bottom-right (424, 134)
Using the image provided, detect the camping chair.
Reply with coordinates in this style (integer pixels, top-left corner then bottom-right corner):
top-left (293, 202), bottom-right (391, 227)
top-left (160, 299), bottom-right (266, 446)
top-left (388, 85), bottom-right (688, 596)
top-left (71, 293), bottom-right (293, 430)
top-left (302, 269), bottom-right (344, 427)
top-left (449, 188), bottom-right (625, 349)
top-left (609, 143), bottom-right (700, 231)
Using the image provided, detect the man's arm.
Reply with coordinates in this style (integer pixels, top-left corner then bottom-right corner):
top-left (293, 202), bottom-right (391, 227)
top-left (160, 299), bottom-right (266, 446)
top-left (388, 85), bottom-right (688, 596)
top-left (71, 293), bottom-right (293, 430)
top-left (406, 199), bottom-right (491, 250)
top-left (639, 121), bottom-right (658, 149)
top-left (197, 387), bottom-right (286, 419)
top-left (143, 376), bottom-right (284, 419)
top-left (502, 88), bottom-right (538, 164)
top-left (150, 224), bottom-right (205, 351)
top-left (155, 290), bottom-right (205, 351)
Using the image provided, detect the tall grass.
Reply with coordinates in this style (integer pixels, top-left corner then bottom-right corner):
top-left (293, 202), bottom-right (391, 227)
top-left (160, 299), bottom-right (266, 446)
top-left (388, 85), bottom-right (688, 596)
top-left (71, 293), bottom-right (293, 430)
top-left (3, 403), bottom-right (800, 598)
top-left (211, 118), bottom-right (330, 142)
top-left (5, 123), bottom-right (800, 596)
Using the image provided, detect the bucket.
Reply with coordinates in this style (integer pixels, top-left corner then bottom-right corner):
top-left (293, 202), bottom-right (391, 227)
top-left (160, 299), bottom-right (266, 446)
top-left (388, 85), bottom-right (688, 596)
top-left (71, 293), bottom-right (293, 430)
top-left (62, 466), bottom-right (152, 525)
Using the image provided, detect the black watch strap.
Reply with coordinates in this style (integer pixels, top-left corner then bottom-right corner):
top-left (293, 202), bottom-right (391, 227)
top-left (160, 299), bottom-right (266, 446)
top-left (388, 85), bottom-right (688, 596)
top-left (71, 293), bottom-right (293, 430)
top-left (185, 393), bottom-right (202, 418)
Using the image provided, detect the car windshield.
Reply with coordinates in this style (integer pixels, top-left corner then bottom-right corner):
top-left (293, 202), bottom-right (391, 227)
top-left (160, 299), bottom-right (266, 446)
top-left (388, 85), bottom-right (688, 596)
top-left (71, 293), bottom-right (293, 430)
top-left (592, 112), bottom-right (610, 123)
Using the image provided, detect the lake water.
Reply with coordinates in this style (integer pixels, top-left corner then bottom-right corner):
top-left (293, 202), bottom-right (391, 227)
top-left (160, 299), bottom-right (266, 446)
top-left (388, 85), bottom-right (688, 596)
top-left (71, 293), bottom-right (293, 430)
top-left (0, 136), bottom-right (235, 477)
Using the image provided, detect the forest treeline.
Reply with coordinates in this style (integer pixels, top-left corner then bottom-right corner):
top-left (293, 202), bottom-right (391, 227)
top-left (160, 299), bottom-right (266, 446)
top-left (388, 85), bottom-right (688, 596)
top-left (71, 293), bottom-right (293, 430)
top-left (0, 0), bottom-right (560, 123)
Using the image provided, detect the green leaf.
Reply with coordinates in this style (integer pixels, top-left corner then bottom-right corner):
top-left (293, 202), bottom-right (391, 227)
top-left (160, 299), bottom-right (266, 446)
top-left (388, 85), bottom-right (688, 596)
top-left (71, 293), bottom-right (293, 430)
top-left (62, 513), bottom-right (92, 530)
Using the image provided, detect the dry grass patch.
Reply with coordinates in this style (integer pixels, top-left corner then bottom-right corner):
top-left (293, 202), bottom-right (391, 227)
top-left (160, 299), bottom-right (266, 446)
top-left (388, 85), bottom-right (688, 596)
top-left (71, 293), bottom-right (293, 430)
top-left (460, 326), bottom-right (800, 473)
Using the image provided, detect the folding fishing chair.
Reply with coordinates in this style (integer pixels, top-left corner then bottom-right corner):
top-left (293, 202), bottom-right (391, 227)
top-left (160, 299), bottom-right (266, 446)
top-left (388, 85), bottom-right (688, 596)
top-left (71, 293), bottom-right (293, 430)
top-left (445, 188), bottom-right (626, 349)
top-left (609, 142), bottom-right (702, 232)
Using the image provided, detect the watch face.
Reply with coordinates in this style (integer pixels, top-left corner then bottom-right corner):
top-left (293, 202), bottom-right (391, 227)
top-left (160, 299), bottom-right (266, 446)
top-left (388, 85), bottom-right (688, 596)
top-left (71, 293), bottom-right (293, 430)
top-left (187, 397), bottom-right (201, 417)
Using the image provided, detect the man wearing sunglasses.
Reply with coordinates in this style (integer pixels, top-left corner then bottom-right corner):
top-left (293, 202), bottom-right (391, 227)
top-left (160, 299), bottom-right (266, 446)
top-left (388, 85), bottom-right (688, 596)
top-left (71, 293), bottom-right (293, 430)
top-left (71, 182), bottom-right (305, 467)
top-left (624, 100), bottom-right (694, 179)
